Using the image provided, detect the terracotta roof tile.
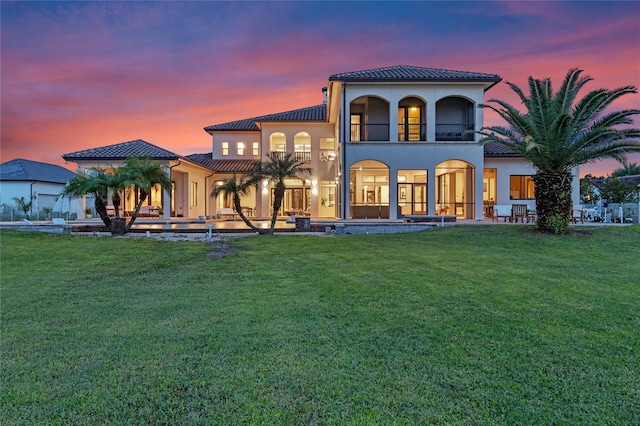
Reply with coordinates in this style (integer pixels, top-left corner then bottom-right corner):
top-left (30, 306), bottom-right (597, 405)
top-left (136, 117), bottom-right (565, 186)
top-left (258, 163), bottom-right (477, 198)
top-left (185, 154), bottom-right (258, 173)
top-left (62, 139), bottom-right (179, 161)
top-left (483, 142), bottom-right (520, 157)
top-left (204, 105), bottom-right (326, 133)
top-left (329, 65), bottom-right (501, 84)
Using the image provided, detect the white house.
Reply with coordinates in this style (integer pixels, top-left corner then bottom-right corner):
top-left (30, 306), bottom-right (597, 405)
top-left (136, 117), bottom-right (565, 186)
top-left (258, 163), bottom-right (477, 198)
top-left (0, 158), bottom-right (78, 217)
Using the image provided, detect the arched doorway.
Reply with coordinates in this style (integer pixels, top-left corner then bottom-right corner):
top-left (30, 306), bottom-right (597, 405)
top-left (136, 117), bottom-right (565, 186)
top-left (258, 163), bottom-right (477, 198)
top-left (350, 160), bottom-right (389, 219)
top-left (436, 160), bottom-right (475, 219)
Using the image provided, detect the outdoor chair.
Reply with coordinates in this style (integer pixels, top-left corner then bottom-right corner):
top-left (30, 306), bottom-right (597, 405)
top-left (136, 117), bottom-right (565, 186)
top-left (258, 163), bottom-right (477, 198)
top-left (493, 205), bottom-right (512, 222)
top-left (572, 206), bottom-right (584, 223)
top-left (511, 204), bottom-right (528, 223)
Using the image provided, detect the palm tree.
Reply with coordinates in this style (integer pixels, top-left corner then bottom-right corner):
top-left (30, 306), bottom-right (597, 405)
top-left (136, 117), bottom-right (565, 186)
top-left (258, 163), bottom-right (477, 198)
top-left (479, 68), bottom-right (640, 233)
top-left (120, 156), bottom-right (172, 232)
top-left (255, 152), bottom-right (312, 234)
top-left (62, 157), bottom-right (171, 235)
top-left (211, 174), bottom-right (263, 234)
top-left (62, 169), bottom-right (126, 232)
top-left (611, 161), bottom-right (640, 178)
top-left (12, 196), bottom-right (33, 220)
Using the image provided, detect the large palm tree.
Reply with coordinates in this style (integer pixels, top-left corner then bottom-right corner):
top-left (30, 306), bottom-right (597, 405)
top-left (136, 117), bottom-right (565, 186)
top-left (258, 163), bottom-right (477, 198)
top-left (255, 152), bottom-right (312, 234)
top-left (62, 157), bottom-right (171, 235)
top-left (62, 169), bottom-right (120, 229)
top-left (211, 174), bottom-right (263, 234)
top-left (479, 68), bottom-right (640, 233)
top-left (120, 156), bottom-right (172, 232)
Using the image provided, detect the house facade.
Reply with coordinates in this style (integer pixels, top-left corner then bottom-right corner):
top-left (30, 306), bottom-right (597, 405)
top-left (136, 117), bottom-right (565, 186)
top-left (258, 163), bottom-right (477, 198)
top-left (61, 65), bottom-right (580, 221)
top-left (199, 65), bottom-right (578, 220)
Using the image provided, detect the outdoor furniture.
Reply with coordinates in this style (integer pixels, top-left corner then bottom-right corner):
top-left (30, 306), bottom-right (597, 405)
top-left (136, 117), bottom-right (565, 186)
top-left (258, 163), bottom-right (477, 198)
top-left (511, 204), bottom-right (528, 223)
top-left (218, 208), bottom-right (237, 218)
top-left (572, 206), bottom-right (584, 223)
top-left (493, 205), bottom-right (512, 222)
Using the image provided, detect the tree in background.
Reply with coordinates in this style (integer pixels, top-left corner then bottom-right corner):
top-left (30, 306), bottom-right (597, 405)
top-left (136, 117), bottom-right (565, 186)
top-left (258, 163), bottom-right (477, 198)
top-left (479, 68), bottom-right (640, 233)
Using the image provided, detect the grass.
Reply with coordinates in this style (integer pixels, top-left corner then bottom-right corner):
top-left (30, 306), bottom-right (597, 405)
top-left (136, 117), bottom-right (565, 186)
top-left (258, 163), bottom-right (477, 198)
top-left (1, 225), bottom-right (639, 425)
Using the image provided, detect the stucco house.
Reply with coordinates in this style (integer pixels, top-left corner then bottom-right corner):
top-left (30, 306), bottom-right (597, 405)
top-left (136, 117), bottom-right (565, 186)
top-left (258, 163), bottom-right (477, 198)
top-left (0, 158), bottom-right (78, 217)
top-left (62, 65), bottom-right (580, 221)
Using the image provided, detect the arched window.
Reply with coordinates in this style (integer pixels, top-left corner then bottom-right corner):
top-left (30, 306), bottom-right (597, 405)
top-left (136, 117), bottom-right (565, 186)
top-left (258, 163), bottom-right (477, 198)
top-left (269, 132), bottom-right (286, 157)
top-left (436, 160), bottom-right (475, 219)
top-left (294, 132), bottom-right (311, 162)
top-left (350, 160), bottom-right (390, 218)
top-left (435, 97), bottom-right (475, 141)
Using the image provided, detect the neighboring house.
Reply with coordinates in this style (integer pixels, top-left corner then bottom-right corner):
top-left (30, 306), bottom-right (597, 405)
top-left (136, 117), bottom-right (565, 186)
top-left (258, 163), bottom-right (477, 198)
top-left (0, 158), bottom-right (77, 216)
top-left (61, 139), bottom-right (215, 219)
top-left (62, 65), bottom-right (581, 220)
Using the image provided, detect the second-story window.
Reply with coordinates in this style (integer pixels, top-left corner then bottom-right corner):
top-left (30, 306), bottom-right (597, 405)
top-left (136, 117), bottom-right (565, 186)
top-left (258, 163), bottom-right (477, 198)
top-left (252, 142), bottom-right (259, 156)
top-left (221, 142), bottom-right (229, 156)
top-left (237, 142), bottom-right (245, 156)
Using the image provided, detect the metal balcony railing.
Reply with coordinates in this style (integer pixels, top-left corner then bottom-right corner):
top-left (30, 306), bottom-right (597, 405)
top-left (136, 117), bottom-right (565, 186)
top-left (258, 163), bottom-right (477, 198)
top-left (294, 152), bottom-right (311, 162)
top-left (435, 124), bottom-right (475, 141)
top-left (398, 123), bottom-right (427, 141)
top-left (350, 124), bottom-right (390, 142)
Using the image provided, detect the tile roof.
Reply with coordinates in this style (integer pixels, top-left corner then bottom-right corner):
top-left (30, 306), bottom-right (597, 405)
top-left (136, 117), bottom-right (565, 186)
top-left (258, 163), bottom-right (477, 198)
top-left (0, 158), bottom-right (77, 183)
top-left (329, 65), bottom-right (501, 84)
top-left (204, 104), bottom-right (326, 133)
top-left (483, 142), bottom-right (520, 157)
top-left (62, 139), bottom-right (179, 161)
top-left (185, 154), bottom-right (258, 173)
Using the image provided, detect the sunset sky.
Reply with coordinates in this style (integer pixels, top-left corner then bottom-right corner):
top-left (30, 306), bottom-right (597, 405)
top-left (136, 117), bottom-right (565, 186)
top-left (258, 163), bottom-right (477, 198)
top-left (2, 1), bottom-right (639, 177)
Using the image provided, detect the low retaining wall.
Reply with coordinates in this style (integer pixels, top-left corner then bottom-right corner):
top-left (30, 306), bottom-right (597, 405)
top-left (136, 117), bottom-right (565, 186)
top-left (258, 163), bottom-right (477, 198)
top-left (0, 223), bottom-right (71, 234)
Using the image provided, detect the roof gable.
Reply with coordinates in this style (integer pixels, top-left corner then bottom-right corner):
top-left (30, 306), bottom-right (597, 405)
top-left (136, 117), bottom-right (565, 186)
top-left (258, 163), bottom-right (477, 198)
top-left (0, 158), bottom-right (77, 183)
top-left (62, 139), bottom-right (179, 162)
top-left (329, 65), bottom-right (501, 85)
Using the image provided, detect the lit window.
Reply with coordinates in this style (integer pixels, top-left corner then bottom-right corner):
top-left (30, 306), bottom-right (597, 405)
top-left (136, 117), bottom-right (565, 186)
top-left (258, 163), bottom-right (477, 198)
top-left (252, 142), bottom-right (259, 156)
top-left (190, 181), bottom-right (198, 207)
top-left (510, 175), bottom-right (535, 199)
top-left (221, 142), bottom-right (229, 156)
top-left (237, 142), bottom-right (245, 156)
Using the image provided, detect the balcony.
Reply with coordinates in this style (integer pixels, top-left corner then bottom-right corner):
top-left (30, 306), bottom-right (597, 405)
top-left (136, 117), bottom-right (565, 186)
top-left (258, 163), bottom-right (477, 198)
top-left (350, 124), bottom-right (390, 142)
top-left (269, 151), bottom-right (311, 162)
top-left (398, 123), bottom-right (427, 141)
top-left (435, 124), bottom-right (475, 141)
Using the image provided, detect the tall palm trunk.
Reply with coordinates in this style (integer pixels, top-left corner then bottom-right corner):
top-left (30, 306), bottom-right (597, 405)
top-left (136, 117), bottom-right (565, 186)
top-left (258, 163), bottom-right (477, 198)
top-left (533, 171), bottom-right (573, 233)
top-left (269, 182), bottom-right (285, 235)
top-left (94, 195), bottom-right (112, 230)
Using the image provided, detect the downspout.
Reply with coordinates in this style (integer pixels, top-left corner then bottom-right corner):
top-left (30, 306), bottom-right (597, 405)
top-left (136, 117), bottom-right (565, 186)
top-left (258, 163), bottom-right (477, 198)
top-left (341, 83), bottom-right (347, 220)
top-left (30, 181), bottom-right (35, 218)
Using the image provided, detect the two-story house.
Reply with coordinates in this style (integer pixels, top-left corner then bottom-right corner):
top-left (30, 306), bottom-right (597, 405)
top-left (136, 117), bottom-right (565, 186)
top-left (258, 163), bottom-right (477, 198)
top-left (62, 65), bottom-right (579, 221)
top-left (198, 65), bottom-right (576, 220)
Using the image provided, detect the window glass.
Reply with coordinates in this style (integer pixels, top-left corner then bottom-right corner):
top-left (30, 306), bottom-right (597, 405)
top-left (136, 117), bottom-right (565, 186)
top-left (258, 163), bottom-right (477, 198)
top-left (252, 142), bottom-right (259, 156)
top-left (510, 175), bottom-right (535, 199)
top-left (237, 142), bottom-right (245, 156)
top-left (221, 142), bottom-right (229, 156)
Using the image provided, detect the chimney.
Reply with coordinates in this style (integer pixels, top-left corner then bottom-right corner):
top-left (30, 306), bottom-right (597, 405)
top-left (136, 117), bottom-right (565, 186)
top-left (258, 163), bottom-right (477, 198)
top-left (322, 87), bottom-right (328, 104)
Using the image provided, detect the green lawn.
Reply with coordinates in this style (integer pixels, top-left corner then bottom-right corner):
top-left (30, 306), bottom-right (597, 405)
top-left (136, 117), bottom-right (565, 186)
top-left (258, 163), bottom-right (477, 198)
top-left (1, 226), bottom-right (639, 425)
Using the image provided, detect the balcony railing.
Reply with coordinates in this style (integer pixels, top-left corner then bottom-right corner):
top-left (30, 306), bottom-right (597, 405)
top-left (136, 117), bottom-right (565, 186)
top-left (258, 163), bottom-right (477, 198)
top-left (435, 124), bottom-right (475, 141)
top-left (294, 152), bottom-right (311, 162)
top-left (398, 123), bottom-right (427, 141)
top-left (350, 124), bottom-right (390, 142)
top-left (269, 151), bottom-right (311, 162)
